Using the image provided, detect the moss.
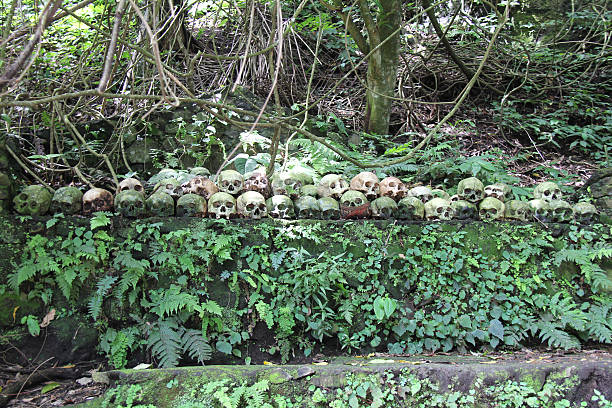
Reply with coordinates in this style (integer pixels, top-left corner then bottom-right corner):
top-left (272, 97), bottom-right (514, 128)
top-left (0, 292), bottom-right (42, 327)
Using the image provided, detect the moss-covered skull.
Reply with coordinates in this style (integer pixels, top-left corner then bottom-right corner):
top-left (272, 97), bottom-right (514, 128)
top-left (50, 186), bottom-right (83, 215)
top-left (294, 195), bottom-right (320, 219)
top-left (271, 172), bottom-right (301, 198)
top-left (484, 183), bottom-right (511, 202)
top-left (317, 174), bottom-right (349, 200)
top-left (217, 170), bottom-right (244, 196)
top-left (266, 195), bottom-right (295, 219)
top-left (118, 178), bottom-right (144, 195)
top-left (424, 198), bottom-right (453, 221)
top-left (208, 192), bottom-right (236, 219)
top-left (146, 191), bottom-right (175, 217)
top-left (451, 200), bottom-right (478, 220)
top-left (380, 177), bottom-right (407, 201)
top-left (529, 199), bottom-right (551, 222)
top-left (299, 184), bottom-right (318, 197)
top-left (397, 196), bottom-right (424, 220)
top-left (83, 188), bottom-right (114, 215)
top-left (370, 196), bottom-right (397, 219)
top-left (431, 188), bottom-right (450, 200)
top-left (177, 194), bottom-right (207, 217)
top-left (408, 186), bottom-right (433, 204)
top-left (340, 190), bottom-right (370, 219)
top-left (148, 168), bottom-right (178, 187)
top-left (181, 176), bottom-right (218, 199)
top-left (153, 178), bottom-right (181, 199)
top-left (114, 190), bottom-right (145, 218)
top-left (549, 200), bottom-right (573, 223)
top-left (457, 177), bottom-right (485, 203)
top-left (478, 197), bottom-right (505, 221)
top-left (350, 172), bottom-right (379, 201)
top-left (533, 181), bottom-right (562, 201)
top-left (504, 200), bottom-right (532, 222)
top-left (573, 202), bottom-right (598, 224)
top-left (190, 167), bottom-right (211, 177)
top-left (237, 191), bottom-right (267, 219)
top-left (318, 197), bottom-right (340, 220)
top-left (13, 185), bottom-right (52, 216)
top-left (244, 171), bottom-right (270, 197)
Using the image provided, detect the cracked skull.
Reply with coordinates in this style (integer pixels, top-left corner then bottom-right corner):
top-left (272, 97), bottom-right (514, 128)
top-left (457, 177), bottom-right (485, 203)
top-left (451, 200), bottom-right (478, 220)
top-left (549, 200), bottom-right (573, 223)
top-left (533, 181), bottom-right (562, 201)
top-left (484, 183), bottom-right (511, 202)
top-left (379, 177), bottom-right (407, 201)
top-left (370, 196), bottom-right (398, 219)
top-left (114, 190), bottom-right (145, 218)
top-left (266, 195), bottom-right (295, 219)
top-left (50, 186), bottom-right (83, 215)
top-left (118, 178), bottom-right (144, 195)
top-left (217, 170), bottom-right (244, 196)
top-left (424, 198), bottom-right (454, 221)
top-left (177, 194), bottom-right (207, 217)
top-left (318, 197), bottom-right (340, 220)
top-left (13, 185), bottom-right (52, 216)
top-left (294, 195), bottom-right (320, 219)
top-left (317, 174), bottom-right (349, 200)
top-left (397, 196), bottom-right (424, 220)
top-left (504, 200), bottom-right (532, 222)
top-left (208, 192), bottom-right (236, 219)
top-left (478, 197), bottom-right (505, 221)
top-left (408, 186), bottom-right (433, 204)
top-left (271, 172), bottom-right (302, 198)
top-left (573, 202), bottom-right (598, 224)
top-left (83, 188), bottom-right (114, 215)
top-left (146, 191), bottom-right (175, 217)
top-left (181, 176), bottom-right (218, 200)
top-left (529, 199), bottom-right (551, 222)
top-left (340, 190), bottom-right (370, 219)
top-left (153, 178), bottom-right (181, 200)
top-left (350, 172), bottom-right (379, 201)
top-left (244, 171), bottom-right (270, 197)
top-left (237, 191), bottom-right (268, 219)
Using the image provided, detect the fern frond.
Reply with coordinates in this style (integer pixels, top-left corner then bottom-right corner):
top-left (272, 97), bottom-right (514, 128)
top-left (148, 318), bottom-right (182, 368)
top-left (88, 275), bottom-right (118, 319)
top-left (535, 321), bottom-right (581, 349)
top-left (182, 329), bottom-right (212, 364)
top-left (586, 303), bottom-right (612, 344)
top-left (149, 285), bottom-right (200, 318)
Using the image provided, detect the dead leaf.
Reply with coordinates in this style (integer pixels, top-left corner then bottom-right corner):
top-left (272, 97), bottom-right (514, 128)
top-left (368, 359), bottom-right (395, 364)
top-left (76, 377), bottom-right (92, 386)
top-left (13, 306), bottom-right (19, 322)
top-left (263, 361), bottom-right (276, 365)
top-left (482, 361), bottom-right (498, 364)
top-left (40, 309), bottom-right (56, 328)
top-left (133, 363), bottom-right (152, 370)
top-left (313, 362), bottom-right (328, 366)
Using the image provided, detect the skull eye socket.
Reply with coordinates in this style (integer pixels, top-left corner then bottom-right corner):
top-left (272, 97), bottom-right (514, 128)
top-left (277, 203), bottom-right (287, 211)
top-left (365, 181), bottom-right (372, 187)
top-left (388, 182), bottom-right (396, 188)
top-left (221, 180), bottom-right (229, 187)
top-left (354, 198), bottom-right (362, 205)
top-left (226, 202), bottom-right (234, 209)
top-left (330, 182), bottom-right (336, 189)
top-left (233, 180), bottom-right (241, 187)
top-left (135, 185), bottom-right (143, 192)
top-left (246, 203), bottom-right (254, 211)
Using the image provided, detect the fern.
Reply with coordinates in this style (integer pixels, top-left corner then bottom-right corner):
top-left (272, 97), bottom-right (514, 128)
top-left (535, 320), bottom-right (581, 349)
top-left (148, 318), bottom-right (182, 368)
top-left (147, 285), bottom-right (201, 318)
top-left (182, 329), bottom-right (212, 364)
top-left (586, 303), bottom-right (612, 343)
top-left (88, 275), bottom-right (118, 319)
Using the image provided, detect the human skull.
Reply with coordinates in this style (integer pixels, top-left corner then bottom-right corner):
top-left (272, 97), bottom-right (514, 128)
top-left (533, 181), bottom-right (562, 201)
top-left (145, 191), bottom-right (175, 217)
top-left (244, 171), bottom-right (270, 198)
top-left (431, 189), bottom-right (450, 200)
top-left (294, 195), bottom-right (320, 219)
top-left (397, 197), bottom-right (424, 220)
top-left (114, 190), bottom-right (145, 218)
top-left (424, 198), bottom-right (454, 221)
top-left (83, 188), bottom-right (114, 215)
top-left (484, 183), bottom-right (511, 202)
top-left (529, 199), bottom-right (551, 222)
top-left (380, 177), bottom-right (407, 201)
top-left (50, 186), bottom-right (83, 215)
top-left (340, 190), bottom-right (370, 219)
top-left (217, 170), bottom-right (244, 196)
top-left (237, 191), bottom-right (267, 219)
top-left (147, 168), bottom-right (178, 187)
top-left (318, 197), bottom-right (340, 220)
top-left (350, 172), bottom-right (379, 201)
top-left (408, 186), bottom-right (433, 204)
top-left (449, 194), bottom-right (460, 203)
top-left (153, 178), bottom-right (181, 200)
top-left (299, 184), bottom-right (318, 197)
top-left (370, 196), bottom-right (398, 219)
top-left (573, 202), bottom-right (598, 224)
top-left (118, 178), bottom-right (144, 195)
top-left (317, 174), bottom-right (349, 200)
top-left (181, 176), bottom-right (218, 199)
top-left (266, 195), bottom-right (295, 219)
top-left (504, 200), bottom-right (532, 222)
top-left (190, 167), bottom-right (211, 177)
top-left (478, 197), bottom-right (505, 221)
top-left (177, 194), bottom-right (207, 217)
top-left (13, 185), bottom-right (52, 216)
top-left (208, 192), bottom-right (237, 219)
top-left (272, 172), bottom-right (303, 199)
top-left (549, 200), bottom-right (573, 223)
top-left (457, 177), bottom-right (485, 203)
top-left (451, 200), bottom-right (478, 220)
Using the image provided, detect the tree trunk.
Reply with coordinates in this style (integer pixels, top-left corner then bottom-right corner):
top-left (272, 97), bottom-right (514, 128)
top-left (365, 0), bottom-right (401, 135)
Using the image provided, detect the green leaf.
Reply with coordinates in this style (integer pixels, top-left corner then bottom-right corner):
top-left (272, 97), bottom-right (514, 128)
top-left (90, 212), bottom-right (110, 230)
top-left (216, 340), bottom-right (232, 355)
top-left (41, 382), bottom-right (61, 394)
top-left (458, 315), bottom-right (472, 329)
top-left (488, 319), bottom-right (504, 340)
